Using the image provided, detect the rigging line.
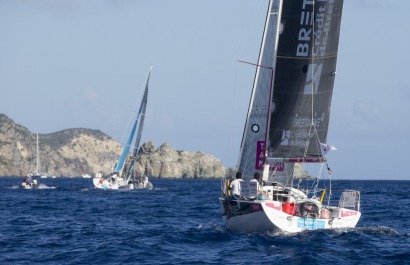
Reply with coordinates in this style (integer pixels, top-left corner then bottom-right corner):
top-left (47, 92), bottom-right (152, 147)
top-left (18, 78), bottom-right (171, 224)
top-left (311, 0), bottom-right (316, 125)
top-left (314, 126), bottom-right (322, 156)
top-left (237, 60), bottom-right (273, 70)
top-left (303, 2), bottom-right (318, 161)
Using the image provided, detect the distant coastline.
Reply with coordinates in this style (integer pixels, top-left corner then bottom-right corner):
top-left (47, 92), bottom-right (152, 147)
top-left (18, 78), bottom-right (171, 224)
top-left (0, 113), bottom-right (229, 178)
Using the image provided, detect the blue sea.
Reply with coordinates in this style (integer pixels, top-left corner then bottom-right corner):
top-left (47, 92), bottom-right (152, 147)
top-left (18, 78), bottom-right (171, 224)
top-left (0, 177), bottom-right (409, 265)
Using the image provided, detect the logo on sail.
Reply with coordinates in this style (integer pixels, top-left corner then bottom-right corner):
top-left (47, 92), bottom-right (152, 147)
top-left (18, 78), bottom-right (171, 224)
top-left (280, 130), bottom-right (291, 145)
top-left (303, 63), bottom-right (322, 94)
top-left (255, 141), bottom-right (284, 171)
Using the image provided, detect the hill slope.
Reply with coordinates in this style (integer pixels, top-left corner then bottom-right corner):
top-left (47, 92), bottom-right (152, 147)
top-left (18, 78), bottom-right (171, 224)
top-left (0, 114), bottom-right (226, 178)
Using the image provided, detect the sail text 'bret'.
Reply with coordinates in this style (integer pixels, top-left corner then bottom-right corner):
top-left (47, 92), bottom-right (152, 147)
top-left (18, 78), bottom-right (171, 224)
top-left (296, 0), bottom-right (336, 58)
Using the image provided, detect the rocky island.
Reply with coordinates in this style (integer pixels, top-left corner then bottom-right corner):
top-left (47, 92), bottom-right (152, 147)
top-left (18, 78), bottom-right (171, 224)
top-left (0, 114), bottom-right (227, 178)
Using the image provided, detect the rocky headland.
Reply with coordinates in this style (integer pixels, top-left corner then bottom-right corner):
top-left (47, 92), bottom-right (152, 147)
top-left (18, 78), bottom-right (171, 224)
top-left (0, 114), bottom-right (227, 178)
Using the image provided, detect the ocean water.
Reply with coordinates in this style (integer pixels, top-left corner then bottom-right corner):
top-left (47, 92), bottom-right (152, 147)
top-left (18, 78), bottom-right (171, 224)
top-left (0, 177), bottom-right (409, 265)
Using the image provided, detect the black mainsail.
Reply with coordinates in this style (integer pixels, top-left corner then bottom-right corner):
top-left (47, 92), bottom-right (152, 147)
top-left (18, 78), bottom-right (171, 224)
top-left (237, 0), bottom-right (344, 185)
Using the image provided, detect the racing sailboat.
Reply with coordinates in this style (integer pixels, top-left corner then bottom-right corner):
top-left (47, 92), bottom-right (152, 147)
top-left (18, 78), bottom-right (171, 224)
top-left (220, 0), bottom-right (361, 233)
top-left (93, 67), bottom-right (153, 190)
top-left (21, 133), bottom-right (41, 189)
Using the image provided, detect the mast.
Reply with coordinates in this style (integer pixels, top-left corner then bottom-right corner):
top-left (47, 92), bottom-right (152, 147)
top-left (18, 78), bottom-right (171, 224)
top-left (36, 133), bottom-right (39, 174)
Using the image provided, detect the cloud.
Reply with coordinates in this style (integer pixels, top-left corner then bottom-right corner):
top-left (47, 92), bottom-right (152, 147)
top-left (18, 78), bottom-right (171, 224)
top-left (346, 101), bottom-right (380, 122)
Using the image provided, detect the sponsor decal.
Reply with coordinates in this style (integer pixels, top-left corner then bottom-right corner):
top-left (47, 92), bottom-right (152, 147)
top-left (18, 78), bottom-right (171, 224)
top-left (256, 141), bottom-right (266, 169)
top-left (280, 113), bottom-right (326, 147)
top-left (265, 202), bottom-right (282, 211)
top-left (303, 63), bottom-right (322, 94)
top-left (296, 0), bottom-right (335, 57)
top-left (341, 210), bottom-right (358, 217)
top-left (297, 0), bottom-right (336, 93)
top-left (297, 218), bottom-right (325, 229)
top-left (256, 141), bottom-right (284, 171)
top-left (280, 129), bottom-right (315, 147)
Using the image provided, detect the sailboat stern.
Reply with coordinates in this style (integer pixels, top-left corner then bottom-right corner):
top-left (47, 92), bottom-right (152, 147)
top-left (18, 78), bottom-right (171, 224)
top-left (220, 196), bottom-right (362, 234)
top-left (266, 200), bottom-right (362, 231)
top-left (220, 198), bottom-right (280, 233)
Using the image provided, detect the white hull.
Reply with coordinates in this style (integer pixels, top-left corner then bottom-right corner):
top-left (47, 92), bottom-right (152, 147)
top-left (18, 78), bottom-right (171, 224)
top-left (93, 177), bottom-right (153, 190)
top-left (21, 179), bottom-right (39, 189)
top-left (220, 198), bottom-right (361, 234)
top-left (93, 177), bottom-right (124, 190)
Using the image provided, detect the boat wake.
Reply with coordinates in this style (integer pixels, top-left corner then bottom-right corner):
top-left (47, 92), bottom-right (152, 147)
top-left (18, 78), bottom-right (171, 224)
top-left (152, 187), bottom-right (167, 191)
top-left (263, 225), bottom-right (401, 238)
top-left (357, 226), bottom-right (400, 236)
top-left (35, 183), bottom-right (56, 189)
top-left (8, 183), bottom-right (55, 189)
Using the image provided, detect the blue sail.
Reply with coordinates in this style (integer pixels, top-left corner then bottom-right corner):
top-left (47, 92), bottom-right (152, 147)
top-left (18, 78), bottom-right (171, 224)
top-left (114, 115), bottom-right (140, 174)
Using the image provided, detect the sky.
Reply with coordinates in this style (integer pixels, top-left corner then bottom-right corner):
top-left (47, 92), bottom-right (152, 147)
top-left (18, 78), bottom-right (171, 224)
top-left (1, 0), bottom-right (409, 180)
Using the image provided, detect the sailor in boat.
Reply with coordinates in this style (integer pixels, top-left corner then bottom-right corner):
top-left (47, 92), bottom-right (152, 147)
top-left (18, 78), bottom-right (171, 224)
top-left (223, 173), bottom-right (242, 216)
top-left (27, 174), bottom-right (33, 186)
top-left (250, 172), bottom-right (261, 190)
top-left (22, 173), bottom-right (38, 188)
top-left (142, 176), bottom-right (149, 188)
top-left (142, 176), bottom-right (153, 190)
top-left (108, 172), bottom-right (122, 186)
top-left (229, 172), bottom-right (243, 196)
top-left (250, 172), bottom-right (266, 200)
